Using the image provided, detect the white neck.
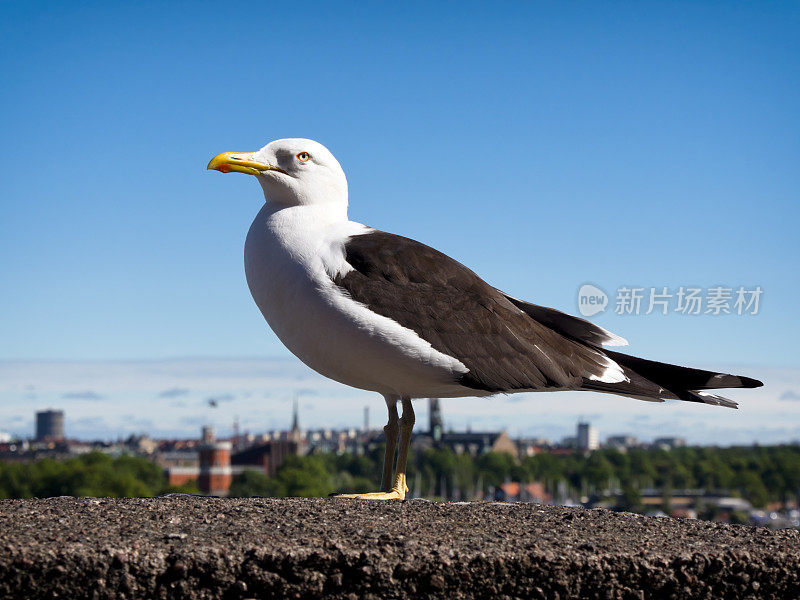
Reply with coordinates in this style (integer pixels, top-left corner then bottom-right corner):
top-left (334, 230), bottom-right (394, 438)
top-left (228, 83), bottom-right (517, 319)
top-left (257, 174), bottom-right (349, 211)
top-left (259, 201), bottom-right (350, 231)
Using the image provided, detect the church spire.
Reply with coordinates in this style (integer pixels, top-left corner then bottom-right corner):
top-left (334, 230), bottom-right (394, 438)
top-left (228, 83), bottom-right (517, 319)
top-left (291, 394), bottom-right (300, 434)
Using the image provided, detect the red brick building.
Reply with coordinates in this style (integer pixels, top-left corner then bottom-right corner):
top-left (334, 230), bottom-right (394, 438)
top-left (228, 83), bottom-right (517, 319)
top-left (198, 441), bottom-right (232, 496)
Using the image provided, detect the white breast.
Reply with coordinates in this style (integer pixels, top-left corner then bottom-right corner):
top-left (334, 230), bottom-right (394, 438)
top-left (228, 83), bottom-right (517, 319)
top-left (243, 203), bottom-right (470, 398)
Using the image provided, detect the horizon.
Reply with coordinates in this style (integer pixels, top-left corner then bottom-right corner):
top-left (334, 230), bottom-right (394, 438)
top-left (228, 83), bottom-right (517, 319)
top-left (2, 357), bottom-right (796, 446)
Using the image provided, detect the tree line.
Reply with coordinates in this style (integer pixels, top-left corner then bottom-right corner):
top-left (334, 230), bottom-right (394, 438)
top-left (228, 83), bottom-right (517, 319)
top-left (0, 453), bottom-right (197, 498)
top-left (1, 445), bottom-right (798, 510)
top-left (230, 444), bottom-right (800, 509)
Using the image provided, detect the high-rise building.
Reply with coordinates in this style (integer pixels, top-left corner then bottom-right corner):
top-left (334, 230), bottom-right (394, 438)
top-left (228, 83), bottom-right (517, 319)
top-left (35, 410), bottom-right (64, 441)
top-left (577, 422), bottom-right (599, 451)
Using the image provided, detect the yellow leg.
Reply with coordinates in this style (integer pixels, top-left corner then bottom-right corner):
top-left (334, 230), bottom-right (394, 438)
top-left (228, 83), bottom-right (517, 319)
top-left (333, 397), bottom-right (414, 500)
top-left (393, 397), bottom-right (415, 495)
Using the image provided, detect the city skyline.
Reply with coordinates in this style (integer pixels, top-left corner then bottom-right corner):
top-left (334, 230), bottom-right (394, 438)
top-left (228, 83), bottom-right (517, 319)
top-left (13, 405), bottom-right (687, 453)
top-left (1, 358), bottom-right (797, 445)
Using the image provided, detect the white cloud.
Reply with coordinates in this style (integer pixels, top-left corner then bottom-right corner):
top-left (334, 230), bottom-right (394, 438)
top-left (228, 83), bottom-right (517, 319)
top-left (159, 387), bottom-right (190, 398)
top-left (62, 390), bottom-right (105, 401)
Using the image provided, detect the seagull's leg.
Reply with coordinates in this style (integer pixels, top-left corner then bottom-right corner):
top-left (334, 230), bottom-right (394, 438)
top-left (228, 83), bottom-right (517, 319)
top-left (379, 395), bottom-right (400, 492)
top-left (332, 396), bottom-right (414, 501)
top-left (332, 394), bottom-right (400, 499)
top-left (392, 397), bottom-right (415, 495)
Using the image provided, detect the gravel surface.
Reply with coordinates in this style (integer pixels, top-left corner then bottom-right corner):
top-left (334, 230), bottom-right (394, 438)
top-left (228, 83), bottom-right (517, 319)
top-left (0, 495), bottom-right (798, 599)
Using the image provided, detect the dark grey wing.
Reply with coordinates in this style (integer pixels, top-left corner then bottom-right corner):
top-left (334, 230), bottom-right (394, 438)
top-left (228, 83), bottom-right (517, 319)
top-left (332, 230), bottom-right (616, 393)
top-left (502, 296), bottom-right (628, 348)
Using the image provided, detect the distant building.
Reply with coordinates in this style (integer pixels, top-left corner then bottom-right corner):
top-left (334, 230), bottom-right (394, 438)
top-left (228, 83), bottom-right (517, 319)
top-left (162, 446), bottom-right (200, 488)
top-left (125, 434), bottom-right (156, 454)
top-left (498, 481), bottom-right (552, 503)
top-left (166, 464), bottom-right (199, 488)
top-left (306, 428), bottom-right (360, 454)
top-left (231, 439), bottom-right (300, 477)
top-left (429, 398), bottom-right (443, 442)
top-left (559, 436), bottom-right (577, 449)
top-left (606, 435), bottom-right (638, 450)
top-left (517, 437), bottom-right (553, 457)
top-left (637, 488), bottom-right (750, 515)
top-left (164, 427), bottom-right (232, 493)
top-left (441, 430), bottom-right (517, 457)
top-left (201, 425), bottom-right (215, 444)
top-left (653, 437), bottom-right (687, 450)
top-left (198, 441), bottom-right (232, 496)
top-left (577, 422), bottom-right (599, 451)
top-left (35, 410), bottom-right (64, 441)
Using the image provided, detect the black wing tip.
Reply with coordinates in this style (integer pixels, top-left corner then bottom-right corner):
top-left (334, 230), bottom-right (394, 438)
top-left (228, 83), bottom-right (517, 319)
top-left (707, 373), bottom-right (764, 390)
top-left (738, 376), bottom-right (763, 389)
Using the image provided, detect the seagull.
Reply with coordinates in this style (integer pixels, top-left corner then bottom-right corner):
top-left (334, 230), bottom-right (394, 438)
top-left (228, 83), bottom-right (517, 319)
top-left (207, 138), bottom-right (763, 500)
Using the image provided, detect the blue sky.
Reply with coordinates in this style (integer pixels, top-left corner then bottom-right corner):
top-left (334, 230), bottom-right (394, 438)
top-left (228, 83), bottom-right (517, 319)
top-left (1, 2), bottom-right (798, 439)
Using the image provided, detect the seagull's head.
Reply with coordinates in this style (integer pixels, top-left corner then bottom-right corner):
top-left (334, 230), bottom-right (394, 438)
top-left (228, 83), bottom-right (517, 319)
top-left (207, 138), bottom-right (348, 208)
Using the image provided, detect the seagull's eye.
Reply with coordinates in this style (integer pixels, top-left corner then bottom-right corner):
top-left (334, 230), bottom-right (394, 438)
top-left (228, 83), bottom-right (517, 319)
top-left (297, 152), bottom-right (311, 163)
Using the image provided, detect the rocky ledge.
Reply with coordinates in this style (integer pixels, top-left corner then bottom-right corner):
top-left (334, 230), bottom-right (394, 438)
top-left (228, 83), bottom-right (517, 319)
top-left (0, 496), bottom-right (798, 599)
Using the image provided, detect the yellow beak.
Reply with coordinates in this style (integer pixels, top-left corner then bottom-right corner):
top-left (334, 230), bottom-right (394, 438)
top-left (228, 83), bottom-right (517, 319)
top-left (206, 152), bottom-right (286, 176)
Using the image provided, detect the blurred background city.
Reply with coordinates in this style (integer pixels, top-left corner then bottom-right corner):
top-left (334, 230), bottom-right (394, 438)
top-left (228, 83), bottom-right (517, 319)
top-left (1, 398), bottom-right (799, 530)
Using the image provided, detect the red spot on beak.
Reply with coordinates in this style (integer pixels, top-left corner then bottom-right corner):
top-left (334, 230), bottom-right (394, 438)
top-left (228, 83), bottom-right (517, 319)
top-left (218, 164), bottom-right (231, 173)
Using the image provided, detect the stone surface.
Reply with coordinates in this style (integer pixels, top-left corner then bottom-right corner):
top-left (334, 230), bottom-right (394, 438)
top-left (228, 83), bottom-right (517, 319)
top-left (0, 495), bottom-right (798, 599)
